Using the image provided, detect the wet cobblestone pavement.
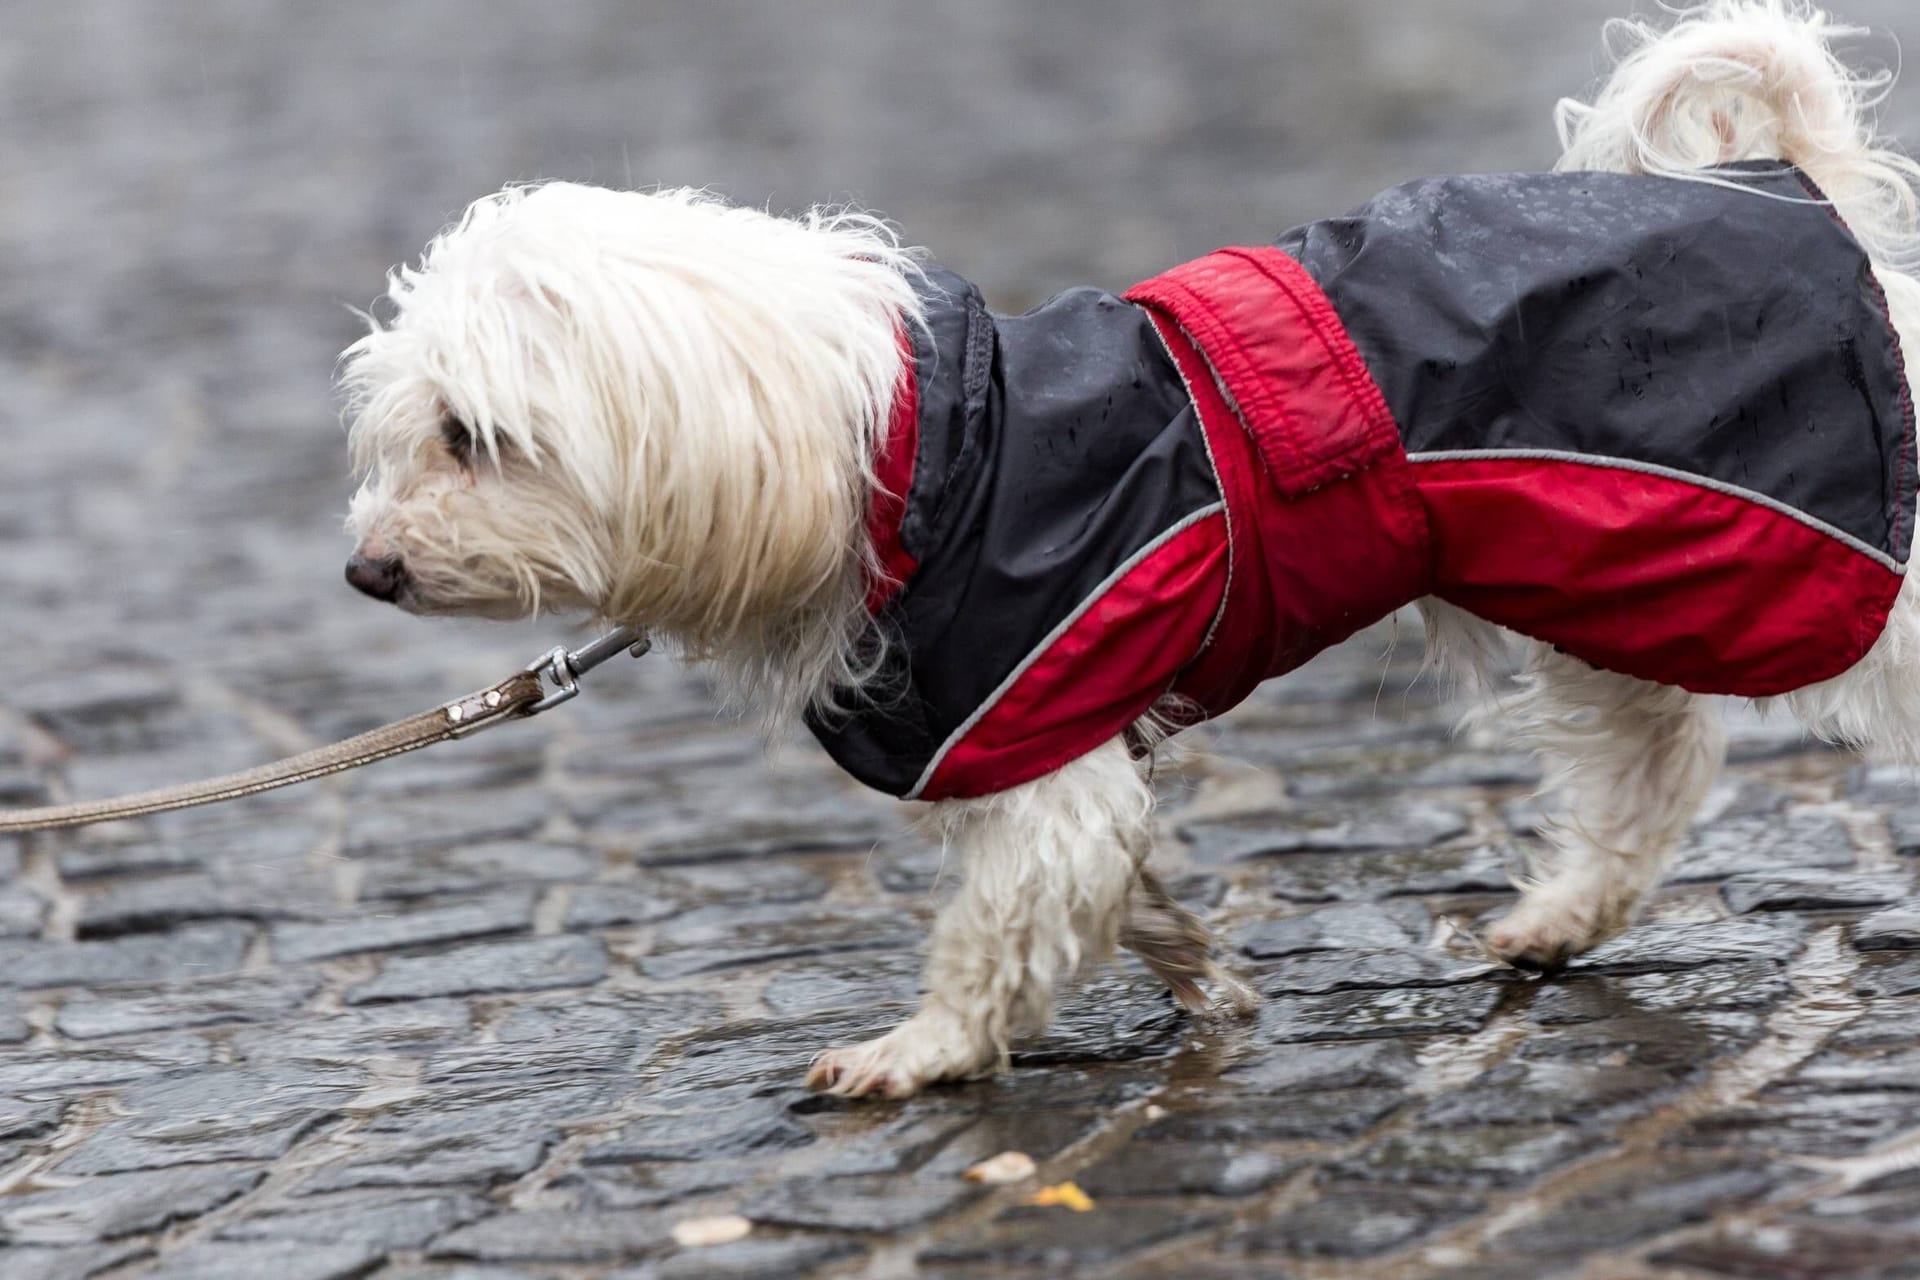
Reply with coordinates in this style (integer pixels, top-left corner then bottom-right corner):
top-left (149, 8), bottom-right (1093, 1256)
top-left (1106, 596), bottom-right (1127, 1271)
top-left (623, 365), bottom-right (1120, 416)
top-left (4, 2), bottom-right (1920, 1277)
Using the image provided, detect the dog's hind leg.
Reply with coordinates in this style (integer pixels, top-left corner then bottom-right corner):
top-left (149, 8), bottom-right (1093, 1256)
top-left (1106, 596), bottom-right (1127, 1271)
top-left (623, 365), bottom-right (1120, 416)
top-left (1121, 868), bottom-right (1257, 1015)
top-left (807, 737), bottom-right (1151, 1099)
top-left (1482, 647), bottom-right (1725, 971)
top-left (1782, 574), bottom-right (1920, 766)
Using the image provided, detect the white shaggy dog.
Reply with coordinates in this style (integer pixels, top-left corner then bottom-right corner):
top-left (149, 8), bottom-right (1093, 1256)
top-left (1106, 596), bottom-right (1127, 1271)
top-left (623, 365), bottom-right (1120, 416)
top-left (342, 1), bottom-right (1920, 1099)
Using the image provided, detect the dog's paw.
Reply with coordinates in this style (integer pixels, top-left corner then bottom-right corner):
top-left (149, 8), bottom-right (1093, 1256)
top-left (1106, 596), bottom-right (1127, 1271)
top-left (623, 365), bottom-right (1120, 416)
top-left (806, 1012), bottom-right (994, 1099)
top-left (1482, 898), bottom-right (1606, 973)
top-left (1483, 923), bottom-right (1577, 972)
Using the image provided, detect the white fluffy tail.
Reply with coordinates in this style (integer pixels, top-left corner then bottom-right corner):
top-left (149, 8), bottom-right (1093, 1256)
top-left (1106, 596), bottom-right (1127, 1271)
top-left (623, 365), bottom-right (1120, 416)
top-left (1556, 0), bottom-right (1920, 277)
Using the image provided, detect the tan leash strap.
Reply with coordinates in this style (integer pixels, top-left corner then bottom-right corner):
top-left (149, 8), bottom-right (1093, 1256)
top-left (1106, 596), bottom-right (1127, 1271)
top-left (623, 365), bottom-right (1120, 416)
top-left (0, 628), bottom-right (648, 835)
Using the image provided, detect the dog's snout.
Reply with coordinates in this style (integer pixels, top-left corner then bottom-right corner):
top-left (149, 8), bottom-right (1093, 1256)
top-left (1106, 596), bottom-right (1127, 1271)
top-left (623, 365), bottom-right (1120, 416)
top-left (345, 553), bottom-right (409, 602)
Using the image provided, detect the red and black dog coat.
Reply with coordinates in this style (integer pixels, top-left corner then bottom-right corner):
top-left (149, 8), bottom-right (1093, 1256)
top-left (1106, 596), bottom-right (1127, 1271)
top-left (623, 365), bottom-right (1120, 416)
top-left (807, 163), bottom-right (1916, 801)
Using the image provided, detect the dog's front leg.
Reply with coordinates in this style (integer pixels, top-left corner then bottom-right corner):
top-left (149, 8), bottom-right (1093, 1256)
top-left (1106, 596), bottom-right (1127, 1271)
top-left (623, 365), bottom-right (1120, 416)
top-left (1482, 649), bottom-right (1725, 970)
top-left (808, 737), bottom-right (1150, 1099)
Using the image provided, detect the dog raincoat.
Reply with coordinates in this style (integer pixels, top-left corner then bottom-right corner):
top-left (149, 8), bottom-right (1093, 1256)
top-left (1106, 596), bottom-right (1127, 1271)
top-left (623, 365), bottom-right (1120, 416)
top-left (807, 164), bottom-right (1915, 800)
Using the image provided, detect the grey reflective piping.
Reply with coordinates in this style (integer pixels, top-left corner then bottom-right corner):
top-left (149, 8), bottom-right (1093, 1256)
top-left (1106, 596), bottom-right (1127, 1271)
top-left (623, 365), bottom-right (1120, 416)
top-left (1406, 447), bottom-right (1908, 573)
top-left (1144, 313), bottom-right (1234, 655)
top-left (903, 499), bottom-right (1229, 801)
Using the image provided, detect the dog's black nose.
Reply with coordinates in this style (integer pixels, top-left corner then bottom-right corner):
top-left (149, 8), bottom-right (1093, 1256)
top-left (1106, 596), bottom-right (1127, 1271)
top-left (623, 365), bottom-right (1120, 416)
top-left (345, 553), bottom-right (409, 602)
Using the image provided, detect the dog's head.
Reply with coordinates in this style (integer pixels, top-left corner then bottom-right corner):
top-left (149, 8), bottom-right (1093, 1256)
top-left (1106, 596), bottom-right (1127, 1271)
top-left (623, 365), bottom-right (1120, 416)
top-left (340, 183), bottom-right (918, 657)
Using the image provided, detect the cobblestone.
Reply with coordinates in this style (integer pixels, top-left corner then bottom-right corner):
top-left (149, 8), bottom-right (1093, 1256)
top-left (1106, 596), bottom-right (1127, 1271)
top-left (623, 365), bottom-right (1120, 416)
top-left (1, 1166), bottom-right (265, 1244)
top-left (1856, 904), bottom-right (1920, 950)
top-left (1237, 900), bottom-right (1431, 957)
top-left (54, 971), bottom-right (324, 1041)
top-left (1529, 959), bottom-right (1792, 1023)
top-left (268, 890), bottom-right (536, 963)
top-left (343, 936), bottom-right (609, 1004)
top-left (1241, 1185), bottom-right (1485, 1258)
top-left (431, 1210), bottom-right (674, 1265)
top-left (1336, 1123), bottom-right (1604, 1190)
top-left (2, 922), bottom-right (253, 989)
top-left (1655, 1220), bottom-right (1920, 1280)
top-left (2, 1), bottom-right (1917, 1276)
top-left (0, 1245), bottom-right (151, 1280)
top-left (641, 1237), bottom-right (868, 1280)
top-left (1491, 1162), bottom-right (1801, 1259)
top-left (137, 1240), bottom-right (386, 1280)
top-left (215, 1189), bottom-right (495, 1251)
top-left (1854, 952), bottom-right (1920, 998)
top-left (1724, 869), bottom-right (1913, 914)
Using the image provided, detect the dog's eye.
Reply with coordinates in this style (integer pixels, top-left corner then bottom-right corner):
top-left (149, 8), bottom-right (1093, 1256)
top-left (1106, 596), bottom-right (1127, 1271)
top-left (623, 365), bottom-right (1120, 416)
top-left (440, 416), bottom-right (474, 466)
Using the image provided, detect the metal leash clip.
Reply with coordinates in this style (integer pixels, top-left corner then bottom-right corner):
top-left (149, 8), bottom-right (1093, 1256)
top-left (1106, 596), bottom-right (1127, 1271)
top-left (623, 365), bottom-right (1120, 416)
top-left (522, 626), bottom-right (652, 715)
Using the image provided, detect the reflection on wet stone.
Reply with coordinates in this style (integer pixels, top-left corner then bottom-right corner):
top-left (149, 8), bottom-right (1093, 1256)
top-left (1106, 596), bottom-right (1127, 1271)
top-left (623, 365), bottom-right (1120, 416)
top-left (1077, 1136), bottom-right (1297, 1197)
top-left (1570, 915), bottom-right (1807, 974)
top-left (1269, 844), bottom-right (1516, 903)
top-left (1220, 1039), bottom-right (1420, 1093)
top-left (1654, 1219), bottom-right (1920, 1280)
top-left (1238, 900), bottom-right (1431, 956)
top-left (1338, 1124), bottom-right (1605, 1188)
top-left (1261, 982), bottom-right (1503, 1042)
top-left (1422, 1059), bottom-right (1688, 1129)
top-left (1854, 905), bottom-right (1920, 950)
top-left (1853, 952), bottom-right (1920, 998)
top-left (1239, 1185), bottom-right (1484, 1257)
top-left (1257, 947), bottom-right (1500, 994)
top-left (1489, 1156), bottom-right (1805, 1257)
top-left (1529, 960), bottom-right (1790, 1023)
top-left (642, 1238), bottom-right (869, 1280)
top-left (1149, 1088), bottom-right (1409, 1143)
top-left (1676, 1085), bottom-right (1920, 1156)
top-left (1515, 1009), bottom-right (1765, 1069)
top-left (920, 1204), bottom-right (1225, 1268)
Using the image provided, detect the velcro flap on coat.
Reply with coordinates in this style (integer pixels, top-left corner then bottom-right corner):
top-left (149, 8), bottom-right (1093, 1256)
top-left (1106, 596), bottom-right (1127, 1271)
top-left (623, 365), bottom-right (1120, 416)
top-left (1127, 247), bottom-right (1400, 497)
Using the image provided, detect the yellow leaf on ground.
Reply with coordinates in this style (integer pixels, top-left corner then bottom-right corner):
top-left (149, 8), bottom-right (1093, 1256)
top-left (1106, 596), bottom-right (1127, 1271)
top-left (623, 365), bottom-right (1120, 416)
top-left (1026, 1181), bottom-right (1095, 1212)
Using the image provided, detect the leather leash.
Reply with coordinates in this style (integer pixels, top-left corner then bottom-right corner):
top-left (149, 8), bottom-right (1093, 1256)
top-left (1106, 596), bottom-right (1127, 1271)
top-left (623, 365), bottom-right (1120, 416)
top-left (0, 628), bottom-right (650, 835)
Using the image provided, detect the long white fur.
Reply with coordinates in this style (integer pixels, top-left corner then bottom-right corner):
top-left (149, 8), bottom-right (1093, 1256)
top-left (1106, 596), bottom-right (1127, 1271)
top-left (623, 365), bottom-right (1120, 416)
top-left (1435, 0), bottom-right (1920, 970)
top-left (808, 738), bottom-right (1153, 1097)
top-left (342, 184), bottom-right (921, 725)
top-left (344, 1), bottom-right (1920, 1095)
